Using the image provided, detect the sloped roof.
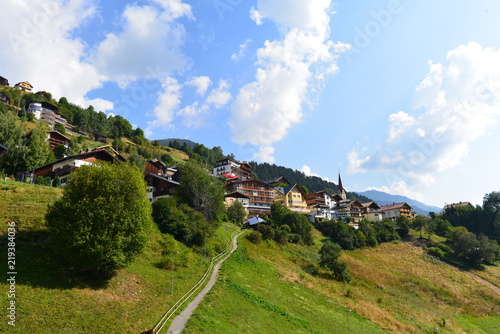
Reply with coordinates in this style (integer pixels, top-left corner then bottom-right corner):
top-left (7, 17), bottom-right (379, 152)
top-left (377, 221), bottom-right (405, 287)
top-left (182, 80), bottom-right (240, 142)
top-left (247, 217), bottom-right (266, 225)
top-left (47, 130), bottom-right (70, 142)
top-left (362, 201), bottom-right (381, 210)
top-left (378, 202), bottom-right (412, 211)
top-left (264, 176), bottom-right (291, 185)
top-left (30, 145), bottom-right (126, 172)
top-left (145, 173), bottom-right (180, 185)
top-left (225, 191), bottom-right (249, 199)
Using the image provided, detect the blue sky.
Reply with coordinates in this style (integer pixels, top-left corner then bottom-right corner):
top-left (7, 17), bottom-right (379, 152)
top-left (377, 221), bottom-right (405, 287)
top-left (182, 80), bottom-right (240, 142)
top-left (2, 0), bottom-right (500, 207)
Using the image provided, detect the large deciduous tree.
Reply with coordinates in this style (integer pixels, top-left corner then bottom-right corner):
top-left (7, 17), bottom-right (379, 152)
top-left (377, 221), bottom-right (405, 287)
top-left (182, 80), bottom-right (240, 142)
top-left (178, 160), bottom-right (225, 222)
top-left (483, 191), bottom-right (500, 213)
top-left (227, 200), bottom-right (247, 226)
top-left (46, 163), bottom-right (152, 278)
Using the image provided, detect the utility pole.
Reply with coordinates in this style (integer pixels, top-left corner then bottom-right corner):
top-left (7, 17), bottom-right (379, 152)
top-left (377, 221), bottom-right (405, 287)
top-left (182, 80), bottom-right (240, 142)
top-left (346, 309), bottom-right (352, 334)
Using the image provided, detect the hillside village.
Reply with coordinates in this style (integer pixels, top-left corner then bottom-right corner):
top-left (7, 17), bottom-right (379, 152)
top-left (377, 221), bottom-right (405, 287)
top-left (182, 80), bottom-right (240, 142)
top-left (0, 77), bottom-right (476, 228)
top-left (0, 76), bottom-right (424, 228)
top-left (2, 77), bottom-right (500, 334)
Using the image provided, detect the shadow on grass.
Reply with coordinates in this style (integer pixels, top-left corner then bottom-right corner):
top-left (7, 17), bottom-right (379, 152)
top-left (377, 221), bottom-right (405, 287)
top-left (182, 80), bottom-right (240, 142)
top-left (2, 230), bottom-right (109, 290)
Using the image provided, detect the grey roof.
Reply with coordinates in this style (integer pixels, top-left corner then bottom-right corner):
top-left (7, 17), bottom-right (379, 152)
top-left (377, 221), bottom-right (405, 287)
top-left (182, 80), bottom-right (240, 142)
top-left (247, 217), bottom-right (266, 225)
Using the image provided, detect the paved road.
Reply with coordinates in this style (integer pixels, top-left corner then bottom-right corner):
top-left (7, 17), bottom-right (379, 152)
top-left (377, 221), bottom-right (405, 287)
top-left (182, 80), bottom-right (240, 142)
top-left (167, 231), bottom-right (242, 334)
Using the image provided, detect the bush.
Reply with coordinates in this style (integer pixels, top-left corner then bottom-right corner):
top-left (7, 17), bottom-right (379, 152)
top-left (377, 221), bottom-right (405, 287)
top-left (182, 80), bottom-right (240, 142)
top-left (288, 233), bottom-right (303, 244)
top-left (257, 224), bottom-right (275, 240)
top-left (427, 247), bottom-right (445, 259)
top-left (35, 176), bottom-right (51, 186)
top-left (52, 176), bottom-right (61, 187)
top-left (247, 230), bottom-right (262, 244)
top-left (319, 241), bottom-right (351, 282)
top-left (152, 197), bottom-right (212, 247)
top-left (46, 163), bottom-right (152, 279)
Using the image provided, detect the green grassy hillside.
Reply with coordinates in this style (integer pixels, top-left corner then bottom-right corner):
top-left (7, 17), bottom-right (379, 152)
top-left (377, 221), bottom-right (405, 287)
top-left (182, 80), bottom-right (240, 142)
top-left (1, 181), bottom-right (499, 333)
top-left (0, 180), bottom-right (237, 333)
top-left (185, 232), bottom-right (500, 333)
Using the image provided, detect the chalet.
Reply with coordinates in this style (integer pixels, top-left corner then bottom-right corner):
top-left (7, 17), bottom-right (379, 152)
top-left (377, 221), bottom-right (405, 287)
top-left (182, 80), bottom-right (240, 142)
top-left (306, 190), bottom-right (335, 222)
top-left (225, 191), bottom-right (250, 209)
top-left (144, 159), bottom-right (168, 176)
top-left (28, 102), bottom-right (70, 129)
top-left (29, 146), bottom-right (126, 185)
top-left (364, 211), bottom-right (383, 222)
top-left (378, 202), bottom-right (414, 221)
top-left (0, 76), bottom-right (9, 86)
top-left (332, 199), bottom-right (364, 223)
top-left (213, 159), bottom-right (253, 180)
top-left (226, 179), bottom-right (277, 216)
top-left (0, 93), bottom-right (9, 105)
top-left (14, 81), bottom-right (33, 92)
top-left (275, 184), bottom-right (310, 214)
top-left (93, 133), bottom-right (107, 143)
top-left (264, 176), bottom-right (291, 186)
top-left (362, 201), bottom-right (381, 213)
top-left (244, 216), bottom-right (266, 228)
top-left (362, 201), bottom-right (382, 221)
top-left (47, 130), bottom-right (70, 149)
top-left (0, 144), bottom-right (8, 157)
top-left (144, 173), bottom-right (179, 203)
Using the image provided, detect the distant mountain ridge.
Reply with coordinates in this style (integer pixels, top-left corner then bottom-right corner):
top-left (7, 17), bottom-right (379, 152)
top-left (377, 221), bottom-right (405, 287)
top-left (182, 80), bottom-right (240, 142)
top-left (356, 190), bottom-right (442, 216)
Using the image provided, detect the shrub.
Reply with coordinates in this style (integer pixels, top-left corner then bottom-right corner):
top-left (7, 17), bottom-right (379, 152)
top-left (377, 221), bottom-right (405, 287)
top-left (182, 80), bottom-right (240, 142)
top-left (46, 163), bottom-right (152, 279)
top-left (247, 230), bottom-right (262, 244)
top-left (427, 247), bottom-right (445, 259)
top-left (257, 224), bottom-right (275, 240)
top-left (35, 176), bottom-right (51, 186)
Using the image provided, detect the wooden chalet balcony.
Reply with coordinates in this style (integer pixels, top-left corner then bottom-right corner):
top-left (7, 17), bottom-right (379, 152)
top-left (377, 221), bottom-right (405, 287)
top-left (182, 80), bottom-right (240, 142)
top-left (49, 138), bottom-right (67, 146)
top-left (239, 185), bottom-right (271, 191)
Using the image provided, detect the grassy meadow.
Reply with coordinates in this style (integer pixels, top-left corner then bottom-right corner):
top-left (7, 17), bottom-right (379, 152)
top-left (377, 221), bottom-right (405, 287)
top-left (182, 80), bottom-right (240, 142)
top-left (0, 180), bottom-right (239, 333)
top-left (185, 230), bottom-right (500, 334)
top-left (1, 180), bottom-right (499, 333)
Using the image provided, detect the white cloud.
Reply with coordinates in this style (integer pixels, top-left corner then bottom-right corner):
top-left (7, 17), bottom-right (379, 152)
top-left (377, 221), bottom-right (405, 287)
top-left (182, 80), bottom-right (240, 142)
top-left (231, 39), bottom-right (252, 61)
top-left (231, 0), bottom-right (346, 162)
top-left (186, 76), bottom-right (212, 96)
top-left (178, 79), bottom-right (231, 128)
top-left (299, 165), bottom-right (331, 182)
top-left (87, 98), bottom-right (114, 113)
top-left (255, 146), bottom-right (275, 163)
top-left (146, 77), bottom-right (182, 135)
top-left (206, 80), bottom-right (231, 108)
top-left (152, 0), bottom-right (193, 21)
top-left (0, 0), bottom-right (105, 108)
top-left (91, 1), bottom-right (192, 87)
top-left (249, 7), bottom-right (263, 25)
top-left (348, 42), bottom-right (500, 185)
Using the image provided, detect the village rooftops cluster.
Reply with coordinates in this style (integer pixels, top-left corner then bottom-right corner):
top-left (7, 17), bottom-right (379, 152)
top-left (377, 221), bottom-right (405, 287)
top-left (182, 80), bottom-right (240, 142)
top-left (214, 159), bottom-right (417, 225)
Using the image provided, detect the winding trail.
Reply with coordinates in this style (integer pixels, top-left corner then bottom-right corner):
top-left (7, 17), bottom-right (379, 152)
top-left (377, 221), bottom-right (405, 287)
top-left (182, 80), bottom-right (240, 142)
top-left (166, 231), bottom-right (243, 334)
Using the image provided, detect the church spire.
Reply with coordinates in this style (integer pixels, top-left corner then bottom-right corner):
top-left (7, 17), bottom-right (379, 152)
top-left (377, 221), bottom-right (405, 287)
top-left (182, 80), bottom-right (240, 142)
top-left (338, 172), bottom-right (347, 200)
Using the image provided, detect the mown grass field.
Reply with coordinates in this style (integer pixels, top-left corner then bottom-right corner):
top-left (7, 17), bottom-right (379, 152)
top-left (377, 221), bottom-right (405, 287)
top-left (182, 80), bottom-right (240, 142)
top-left (0, 180), bottom-right (238, 333)
top-left (185, 230), bottom-right (500, 334)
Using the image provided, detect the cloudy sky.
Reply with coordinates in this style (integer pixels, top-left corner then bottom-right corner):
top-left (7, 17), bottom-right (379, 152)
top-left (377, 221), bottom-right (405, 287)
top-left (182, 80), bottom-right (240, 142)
top-left (2, 0), bottom-right (500, 207)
